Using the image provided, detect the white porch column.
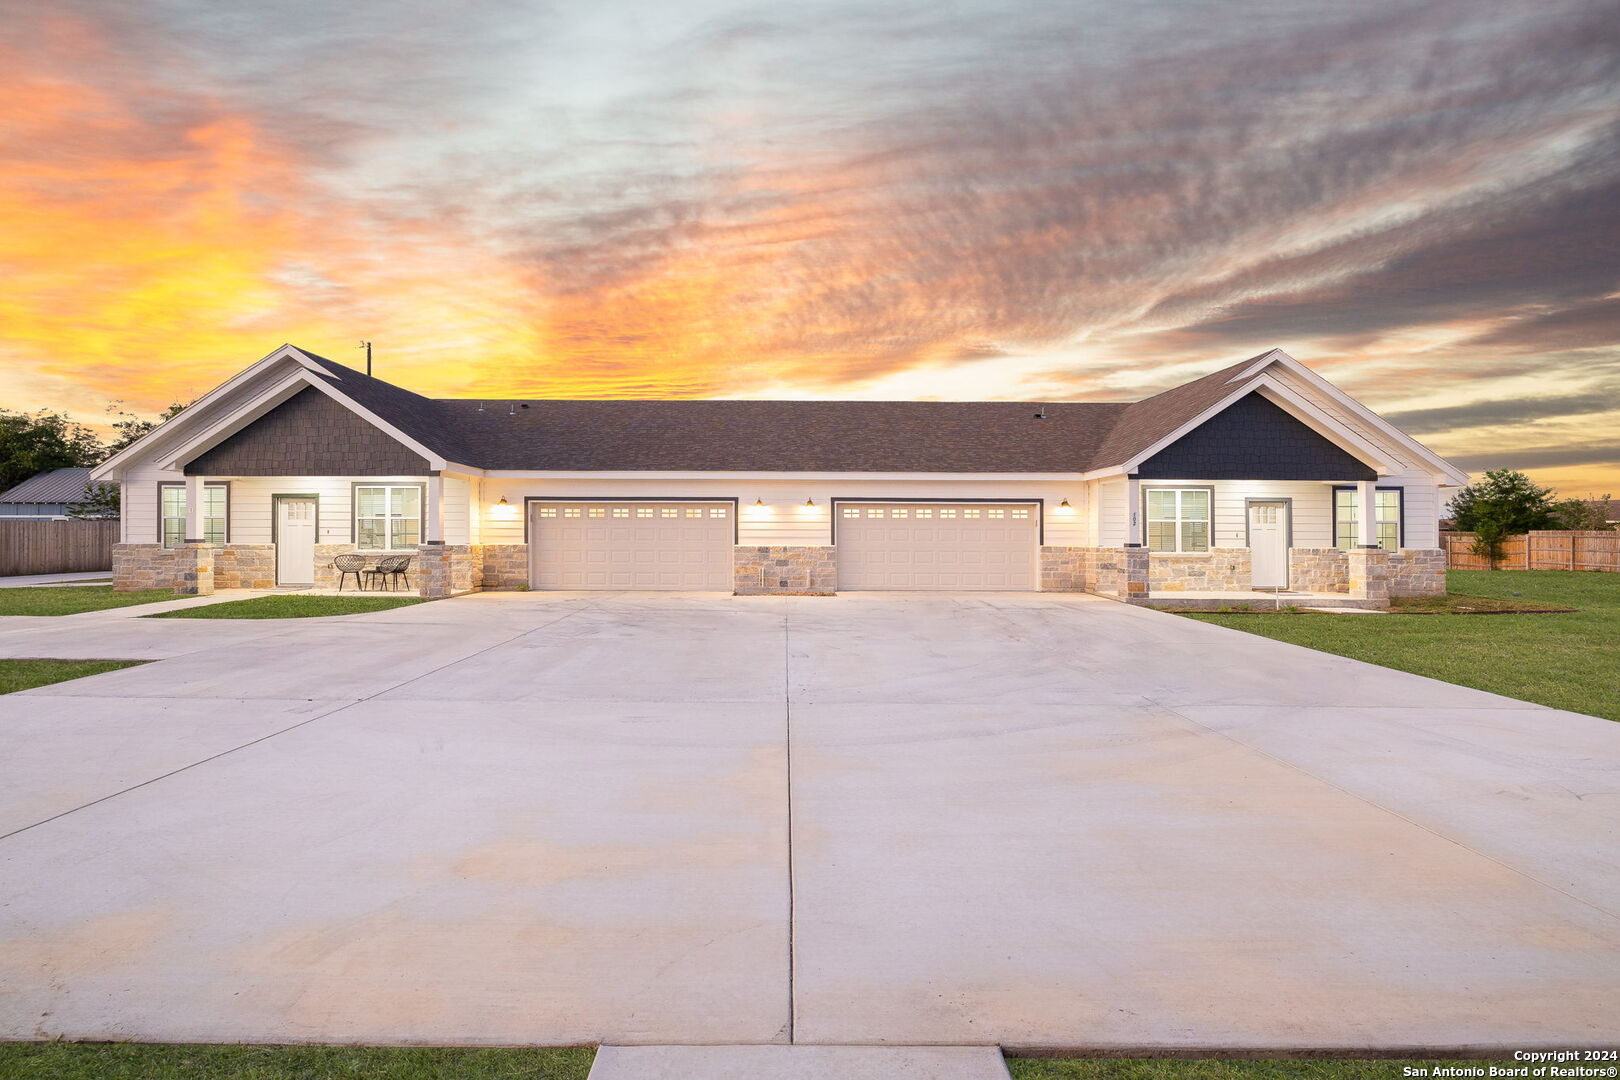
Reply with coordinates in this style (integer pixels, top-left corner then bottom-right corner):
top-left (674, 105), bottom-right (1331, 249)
top-left (184, 472), bottom-right (207, 543)
top-left (1356, 478), bottom-right (1378, 547)
top-left (1124, 475), bottom-right (1142, 546)
top-left (424, 472), bottom-right (444, 544)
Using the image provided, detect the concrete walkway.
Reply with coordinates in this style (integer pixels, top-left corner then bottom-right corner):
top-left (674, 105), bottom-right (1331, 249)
top-left (0, 591), bottom-right (1616, 1054)
top-left (588, 1045), bottom-right (1009, 1079)
top-left (0, 570), bottom-right (112, 588)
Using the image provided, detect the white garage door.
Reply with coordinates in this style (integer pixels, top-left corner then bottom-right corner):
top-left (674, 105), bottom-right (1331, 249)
top-left (836, 502), bottom-right (1038, 591)
top-left (530, 502), bottom-right (734, 590)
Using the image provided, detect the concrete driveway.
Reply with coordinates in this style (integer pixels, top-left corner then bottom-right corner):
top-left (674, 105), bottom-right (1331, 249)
top-left (0, 592), bottom-right (1616, 1051)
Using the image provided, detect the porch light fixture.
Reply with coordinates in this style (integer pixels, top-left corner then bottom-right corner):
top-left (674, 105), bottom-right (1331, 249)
top-left (491, 495), bottom-right (518, 519)
top-left (804, 497), bottom-right (816, 506)
top-left (1057, 499), bottom-right (1075, 514)
top-left (754, 498), bottom-right (765, 506)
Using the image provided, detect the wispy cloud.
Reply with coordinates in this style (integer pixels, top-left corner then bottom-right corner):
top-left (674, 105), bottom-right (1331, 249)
top-left (1, 0), bottom-right (1617, 490)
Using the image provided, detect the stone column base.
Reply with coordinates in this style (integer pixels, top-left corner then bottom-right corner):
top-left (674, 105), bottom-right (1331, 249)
top-left (1115, 546), bottom-right (1150, 605)
top-left (416, 544), bottom-right (481, 598)
top-left (1346, 547), bottom-right (1391, 608)
top-left (172, 541), bottom-right (214, 596)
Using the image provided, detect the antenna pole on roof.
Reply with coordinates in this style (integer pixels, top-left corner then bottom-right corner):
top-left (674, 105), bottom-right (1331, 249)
top-left (357, 340), bottom-right (372, 376)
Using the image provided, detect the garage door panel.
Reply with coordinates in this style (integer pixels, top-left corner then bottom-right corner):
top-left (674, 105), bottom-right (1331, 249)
top-left (531, 502), bottom-right (733, 590)
top-left (838, 503), bottom-right (1036, 591)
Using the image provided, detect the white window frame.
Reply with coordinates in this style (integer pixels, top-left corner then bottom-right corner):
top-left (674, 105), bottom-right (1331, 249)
top-left (1143, 487), bottom-right (1212, 554)
top-left (1334, 486), bottom-right (1403, 551)
top-left (353, 484), bottom-right (424, 551)
top-left (159, 482), bottom-right (228, 548)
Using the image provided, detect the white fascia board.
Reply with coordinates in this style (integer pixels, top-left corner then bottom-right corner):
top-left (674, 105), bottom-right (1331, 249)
top-left (440, 463), bottom-right (487, 478)
top-left (477, 469), bottom-right (1087, 482)
top-left (1099, 373), bottom-right (1397, 478)
top-left (1226, 347), bottom-right (1290, 383)
top-left (1259, 351), bottom-right (1471, 485)
top-left (91, 344), bottom-right (312, 479)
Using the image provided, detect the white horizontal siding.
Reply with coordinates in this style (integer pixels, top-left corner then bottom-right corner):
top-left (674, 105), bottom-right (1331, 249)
top-left (120, 461), bottom-right (183, 543)
top-left (475, 478), bottom-right (1092, 547)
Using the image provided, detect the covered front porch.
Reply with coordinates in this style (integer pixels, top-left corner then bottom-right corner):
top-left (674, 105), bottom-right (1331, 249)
top-left (1040, 476), bottom-right (1446, 610)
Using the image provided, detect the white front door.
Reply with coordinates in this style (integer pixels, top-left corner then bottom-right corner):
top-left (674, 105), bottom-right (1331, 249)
top-left (275, 497), bottom-right (317, 585)
top-left (1248, 501), bottom-right (1288, 589)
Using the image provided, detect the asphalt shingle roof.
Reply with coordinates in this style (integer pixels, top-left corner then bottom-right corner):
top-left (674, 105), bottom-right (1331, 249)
top-left (295, 348), bottom-right (1273, 474)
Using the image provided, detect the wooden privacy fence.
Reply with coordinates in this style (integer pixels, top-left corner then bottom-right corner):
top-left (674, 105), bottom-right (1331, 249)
top-left (0, 519), bottom-right (119, 577)
top-left (1444, 530), bottom-right (1620, 572)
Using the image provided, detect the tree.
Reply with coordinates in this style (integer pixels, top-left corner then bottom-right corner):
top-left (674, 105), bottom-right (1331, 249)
top-left (0, 409), bottom-right (104, 494)
top-left (1448, 469), bottom-right (1558, 569)
top-left (104, 401), bottom-right (187, 457)
top-left (1550, 495), bottom-right (1615, 531)
top-left (66, 481), bottom-right (121, 520)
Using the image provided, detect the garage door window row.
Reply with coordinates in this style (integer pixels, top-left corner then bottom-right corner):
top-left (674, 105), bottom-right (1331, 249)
top-left (841, 506), bottom-right (1030, 519)
top-left (536, 506), bottom-right (729, 519)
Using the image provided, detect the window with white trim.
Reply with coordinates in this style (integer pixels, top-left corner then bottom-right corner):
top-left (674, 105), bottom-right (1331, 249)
top-left (1335, 487), bottom-right (1402, 551)
top-left (1145, 488), bottom-right (1210, 553)
top-left (354, 485), bottom-right (421, 550)
top-left (160, 484), bottom-right (227, 548)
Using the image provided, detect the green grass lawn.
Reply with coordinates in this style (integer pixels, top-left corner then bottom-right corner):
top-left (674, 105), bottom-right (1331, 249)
top-left (0, 1046), bottom-right (1484, 1080)
top-left (1185, 570), bottom-right (1619, 720)
top-left (1008, 1060), bottom-right (1480, 1080)
top-left (0, 586), bottom-right (176, 616)
top-left (0, 659), bottom-right (147, 694)
top-left (146, 595), bottom-right (427, 619)
top-left (0, 1043), bottom-right (594, 1079)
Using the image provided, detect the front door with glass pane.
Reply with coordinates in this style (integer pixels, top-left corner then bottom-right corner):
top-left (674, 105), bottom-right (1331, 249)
top-left (275, 497), bottom-right (318, 585)
top-left (1248, 501), bottom-right (1288, 589)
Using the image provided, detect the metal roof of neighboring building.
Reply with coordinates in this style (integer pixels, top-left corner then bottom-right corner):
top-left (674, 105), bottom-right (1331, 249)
top-left (0, 467), bottom-right (95, 503)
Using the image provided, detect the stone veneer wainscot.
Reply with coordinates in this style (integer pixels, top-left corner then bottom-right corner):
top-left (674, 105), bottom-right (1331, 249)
top-left (734, 546), bottom-right (836, 595)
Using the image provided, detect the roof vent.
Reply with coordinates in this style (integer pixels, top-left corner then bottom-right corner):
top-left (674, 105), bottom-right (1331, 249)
top-left (1034, 404), bottom-right (1048, 420)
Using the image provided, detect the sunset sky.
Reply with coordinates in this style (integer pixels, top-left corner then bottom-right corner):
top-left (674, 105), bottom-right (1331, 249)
top-left (2, 0), bottom-right (1617, 493)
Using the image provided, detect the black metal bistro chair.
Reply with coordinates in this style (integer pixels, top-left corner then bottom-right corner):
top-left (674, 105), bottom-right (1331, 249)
top-left (332, 553), bottom-right (369, 592)
top-left (365, 554), bottom-right (413, 592)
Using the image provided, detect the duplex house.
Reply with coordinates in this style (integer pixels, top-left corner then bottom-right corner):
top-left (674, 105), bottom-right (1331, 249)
top-left (92, 344), bottom-right (1466, 606)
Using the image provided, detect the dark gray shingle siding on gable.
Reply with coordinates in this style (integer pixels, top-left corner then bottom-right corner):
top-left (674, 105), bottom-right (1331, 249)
top-left (1134, 392), bottom-right (1377, 481)
top-left (184, 387), bottom-right (430, 476)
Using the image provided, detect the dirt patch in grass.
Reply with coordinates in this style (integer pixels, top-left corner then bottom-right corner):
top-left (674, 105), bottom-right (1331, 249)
top-left (1389, 593), bottom-right (1574, 614)
top-left (0, 659), bottom-right (148, 694)
top-left (145, 595), bottom-right (427, 619)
